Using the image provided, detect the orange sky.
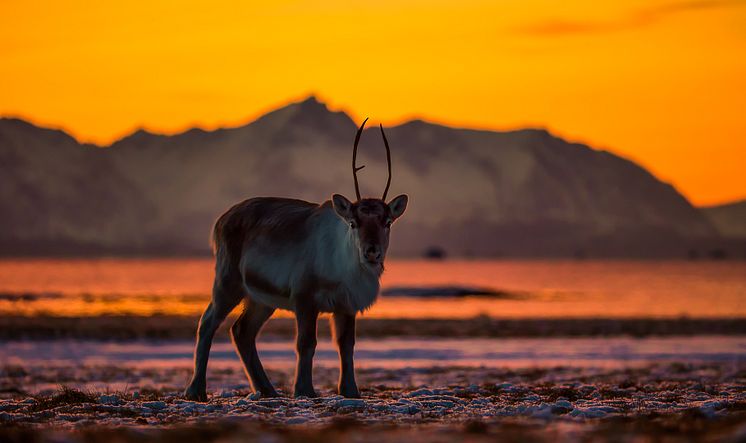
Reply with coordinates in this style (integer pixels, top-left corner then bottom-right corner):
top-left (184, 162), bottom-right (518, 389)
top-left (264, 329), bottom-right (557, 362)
top-left (1, 0), bottom-right (744, 206)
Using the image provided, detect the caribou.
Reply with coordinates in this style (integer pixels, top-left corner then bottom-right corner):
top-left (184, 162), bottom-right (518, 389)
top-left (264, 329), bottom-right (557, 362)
top-left (184, 118), bottom-right (408, 400)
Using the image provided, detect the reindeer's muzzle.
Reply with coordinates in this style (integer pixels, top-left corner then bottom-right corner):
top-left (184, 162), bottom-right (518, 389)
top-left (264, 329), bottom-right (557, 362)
top-left (363, 244), bottom-right (383, 264)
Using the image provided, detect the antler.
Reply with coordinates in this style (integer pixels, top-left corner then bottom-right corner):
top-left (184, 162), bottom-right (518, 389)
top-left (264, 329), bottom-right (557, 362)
top-left (379, 124), bottom-right (392, 201)
top-left (351, 118), bottom-right (393, 201)
top-left (352, 118), bottom-right (368, 201)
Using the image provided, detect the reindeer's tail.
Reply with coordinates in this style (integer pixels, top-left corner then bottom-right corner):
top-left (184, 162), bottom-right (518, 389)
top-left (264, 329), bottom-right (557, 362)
top-left (210, 211), bottom-right (230, 257)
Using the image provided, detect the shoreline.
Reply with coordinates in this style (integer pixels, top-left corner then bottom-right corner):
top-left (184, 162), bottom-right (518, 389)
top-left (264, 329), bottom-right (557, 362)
top-left (2, 315), bottom-right (746, 340)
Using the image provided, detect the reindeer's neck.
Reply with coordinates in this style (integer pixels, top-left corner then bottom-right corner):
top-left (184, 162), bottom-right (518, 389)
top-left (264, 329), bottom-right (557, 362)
top-left (310, 206), bottom-right (380, 280)
top-left (303, 206), bottom-right (380, 313)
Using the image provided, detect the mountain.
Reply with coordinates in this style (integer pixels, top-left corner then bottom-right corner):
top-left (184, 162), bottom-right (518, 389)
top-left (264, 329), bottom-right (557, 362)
top-left (702, 200), bottom-right (746, 239)
top-left (0, 119), bottom-right (152, 254)
top-left (0, 96), bottom-right (728, 257)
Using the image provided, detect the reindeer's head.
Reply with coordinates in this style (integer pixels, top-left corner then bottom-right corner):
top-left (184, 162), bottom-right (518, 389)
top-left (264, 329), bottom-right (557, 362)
top-left (332, 118), bottom-right (408, 273)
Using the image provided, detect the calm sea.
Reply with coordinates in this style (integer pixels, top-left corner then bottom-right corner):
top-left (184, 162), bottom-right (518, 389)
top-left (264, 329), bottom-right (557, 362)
top-left (0, 259), bottom-right (744, 318)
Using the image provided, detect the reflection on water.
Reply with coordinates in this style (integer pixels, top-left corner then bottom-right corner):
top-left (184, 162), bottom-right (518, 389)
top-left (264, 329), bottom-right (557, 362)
top-left (2, 336), bottom-right (744, 370)
top-left (0, 259), bottom-right (744, 318)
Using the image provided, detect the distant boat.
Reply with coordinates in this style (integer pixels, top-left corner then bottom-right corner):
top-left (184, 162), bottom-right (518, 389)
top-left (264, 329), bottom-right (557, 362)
top-left (423, 246), bottom-right (446, 260)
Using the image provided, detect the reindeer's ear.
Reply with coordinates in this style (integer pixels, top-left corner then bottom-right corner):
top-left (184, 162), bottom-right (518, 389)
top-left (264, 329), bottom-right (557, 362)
top-left (332, 194), bottom-right (354, 220)
top-left (388, 194), bottom-right (408, 220)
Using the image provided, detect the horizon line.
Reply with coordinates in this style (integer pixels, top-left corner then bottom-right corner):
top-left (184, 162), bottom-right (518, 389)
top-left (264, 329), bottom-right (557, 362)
top-left (1, 94), bottom-right (558, 148)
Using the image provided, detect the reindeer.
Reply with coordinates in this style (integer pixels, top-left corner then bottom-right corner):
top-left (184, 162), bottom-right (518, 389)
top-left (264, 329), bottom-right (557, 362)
top-left (184, 118), bottom-right (408, 400)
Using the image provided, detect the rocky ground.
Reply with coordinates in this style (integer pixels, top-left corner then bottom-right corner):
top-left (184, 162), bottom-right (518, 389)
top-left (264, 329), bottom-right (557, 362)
top-left (1, 363), bottom-right (745, 442)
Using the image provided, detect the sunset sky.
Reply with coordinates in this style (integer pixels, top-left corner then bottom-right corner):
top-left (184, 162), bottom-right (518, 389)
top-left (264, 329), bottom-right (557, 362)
top-left (1, 0), bottom-right (744, 206)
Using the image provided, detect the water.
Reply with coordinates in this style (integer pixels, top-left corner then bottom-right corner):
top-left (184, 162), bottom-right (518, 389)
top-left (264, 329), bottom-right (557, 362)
top-left (3, 336), bottom-right (744, 370)
top-left (0, 259), bottom-right (744, 318)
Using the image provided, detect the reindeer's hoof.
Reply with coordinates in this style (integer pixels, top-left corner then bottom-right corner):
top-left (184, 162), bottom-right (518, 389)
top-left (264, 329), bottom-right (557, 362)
top-left (249, 389), bottom-right (280, 400)
top-left (293, 388), bottom-right (318, 398)
top-left (184, 386), bottom-right (208, 402)
top-left (339, 387), bottom-right (361, 398)
top-left (262, 389), bottom-right (280, 398)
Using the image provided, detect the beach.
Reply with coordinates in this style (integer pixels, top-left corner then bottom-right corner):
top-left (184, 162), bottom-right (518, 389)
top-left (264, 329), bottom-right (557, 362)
top-left (1, 259), bottom-right (745, 441)
top-left (2, 358), bottom-right (745, 441)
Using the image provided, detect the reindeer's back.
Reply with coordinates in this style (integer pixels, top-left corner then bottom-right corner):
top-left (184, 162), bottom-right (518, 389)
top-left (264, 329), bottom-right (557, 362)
top-left (212, 197), bottom-right (319, 257)
top-left (212, 197), bottom-right (334, 310)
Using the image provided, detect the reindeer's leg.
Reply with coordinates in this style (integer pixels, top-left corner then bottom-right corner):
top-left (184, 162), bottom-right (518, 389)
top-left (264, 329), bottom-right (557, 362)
top-left (333, 312), bottom-right (360, 398)
top-left (231, 298), bottom-right (277, 398)
top-left (185, 274), bottom-right (241, 402)
top-left (293, 303), bottom-right (319, 398)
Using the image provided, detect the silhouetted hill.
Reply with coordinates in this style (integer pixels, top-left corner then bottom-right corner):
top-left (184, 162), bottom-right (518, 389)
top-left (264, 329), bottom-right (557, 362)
top-left (702, 200), bottom-right (746, 239)
top-left (0, 97), bottom-right (729, 257)
top-left (0, 118), bottom-right (153, 254)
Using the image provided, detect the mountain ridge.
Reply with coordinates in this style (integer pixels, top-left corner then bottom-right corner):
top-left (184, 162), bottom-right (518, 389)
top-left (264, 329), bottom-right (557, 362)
top-left (702, 200), bottom-right (746, 240)
top-left (0, 97), bottom-right (571, 149)
top-left (0, 96), bottom-right (740, 258)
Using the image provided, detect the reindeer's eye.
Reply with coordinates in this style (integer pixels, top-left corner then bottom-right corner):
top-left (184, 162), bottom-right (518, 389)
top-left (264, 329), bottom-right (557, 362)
top-left (350, 221), bottom-right (357, 229)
